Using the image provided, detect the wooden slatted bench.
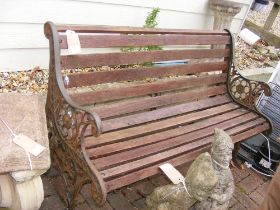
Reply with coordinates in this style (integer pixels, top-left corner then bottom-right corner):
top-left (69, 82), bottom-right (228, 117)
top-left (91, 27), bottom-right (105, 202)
top-left (44, 21), bottom-right (272, 208)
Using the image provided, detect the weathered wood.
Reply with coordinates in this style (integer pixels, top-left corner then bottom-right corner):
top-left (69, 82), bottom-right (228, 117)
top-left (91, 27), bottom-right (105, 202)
top-left (57, 25), bottom-right (228, 35)
top-left (264, 2), bottom-right (280, 30)
top-left (85, 102), bottom-right (240, 147)
top-left (92, 112), bottom-right (258, 170)
top-left (231, 123), bottom-right (270, 142)
top-left (104, 122), bottom-right (269, 191)
top-left (244, 20), bottom-right (280, 48)
top-left (71, 74), bottom-right (227, 105)
top-left (65, 61), bottom-right (228, 88)
top-left (101, 95), bottom-right (231, 132)
top-left (87, 109), bottom-right (251, 158)
top-left (60, 34), bottom-right (230, 49)
top-left (84, 94), bottom-right (229, 136)
top-left (92, 86), bottom-right (228, 119)
top-left (100, 118), bottom-right (267, 180)
top-left (105, 146), bottom-right (209, 191)
top-left (61, 49), bottom-right (230, 69)
top-left (96, 117), bottom-right (265, 171)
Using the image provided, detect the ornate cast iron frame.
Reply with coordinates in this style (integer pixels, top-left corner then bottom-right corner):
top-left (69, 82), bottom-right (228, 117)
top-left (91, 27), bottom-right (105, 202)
top-left (44, 22), bottom-right (273, 209)
top-left (225, 29), bottom-right (273, 166)
top-left (44, 22), bottom-right (106, 209)
top-left (225, 29), bottom-right (273, 133)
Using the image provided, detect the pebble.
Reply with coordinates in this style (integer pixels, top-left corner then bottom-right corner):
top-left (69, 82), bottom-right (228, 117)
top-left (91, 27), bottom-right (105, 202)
top-left (0, 69), bottom-right (49, 94)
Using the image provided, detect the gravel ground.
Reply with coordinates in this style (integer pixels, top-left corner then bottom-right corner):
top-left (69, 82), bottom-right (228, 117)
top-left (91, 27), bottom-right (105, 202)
top-left (0, 68), bottom-right (48, 94)
top-left (235, 36), bottom-right (279, 70)
top-left (236, 1), bottom-right (280, 70)
top-left (247, 1), bottom-right (280, 37)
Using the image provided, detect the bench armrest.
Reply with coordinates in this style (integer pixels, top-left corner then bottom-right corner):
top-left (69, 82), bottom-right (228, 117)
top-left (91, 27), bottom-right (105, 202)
top-left (225, 28), bottom-right (272, 113)
top-left (228, 64), bottom-right (272, 112)
top-left (58, 101), bottom-right (102, 139)
top-left (44, 21), bottom-right (102, 144)
top-left (48, 79), bottom-right (103, 144)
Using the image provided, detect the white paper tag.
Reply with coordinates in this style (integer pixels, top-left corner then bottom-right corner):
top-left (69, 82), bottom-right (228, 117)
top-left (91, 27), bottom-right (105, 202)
top-left (159, 163), bottom-right (192, 197)
top-left (159, 163), bottom-right (185, 185)
top-left (12, 134), bottom-right (45, 156)
top-left (66, 30), bottom-right (81, 55)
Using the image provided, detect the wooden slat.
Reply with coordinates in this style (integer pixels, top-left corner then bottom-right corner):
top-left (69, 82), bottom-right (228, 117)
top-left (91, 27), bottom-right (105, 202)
top-left (87, 109), bottom-right (250, 158)
top-left (105, 146), bottom-right (209, 192)
top-left (105, 123), bottom-right (269, 191)
top-left (57, 25), bottom-right (228, 35)
top-left (71, 74), bottom-right (227, 105)
top-left (65, 61), bottom-right (228, 88)
top-left (85, 102), bottom-right (239, 148)
top-left (231, 123), bottom-right (270, 142)
top-left (92, 86), bottom-right (228, 118)
top-left (60, 34), bottom-right (231, 49)
top-left (61, 49), bottom-right (230, 69)
top-left (102, 95), bottom-right (231, 132)
top-left (93, 111), bottom-right (258, 169)
top-left (100, 119), bottom-right (268, 180)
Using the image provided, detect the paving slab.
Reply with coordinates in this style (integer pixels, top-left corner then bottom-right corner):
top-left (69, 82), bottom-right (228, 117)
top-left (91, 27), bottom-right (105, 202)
top-left (249, 190), bottom-right (265, 206)
top-left (40, 166), bottom-right (272, 210)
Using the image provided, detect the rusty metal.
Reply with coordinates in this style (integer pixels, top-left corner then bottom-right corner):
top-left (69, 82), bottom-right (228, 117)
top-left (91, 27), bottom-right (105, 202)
top-left (44, 22), bottom-right (106, 209)
top-left (225, 29), bottom-right (273, 133)
top-left (228, 66), bottom-right (271, 112)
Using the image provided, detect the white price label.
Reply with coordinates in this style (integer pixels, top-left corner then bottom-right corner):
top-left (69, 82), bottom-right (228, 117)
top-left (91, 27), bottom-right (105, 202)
top-left (159, 163), bottom-right (185, 185)
top-left (13, 134), bottom-right (45, 156)
top-left (66, 30), bottom-right (81, 55)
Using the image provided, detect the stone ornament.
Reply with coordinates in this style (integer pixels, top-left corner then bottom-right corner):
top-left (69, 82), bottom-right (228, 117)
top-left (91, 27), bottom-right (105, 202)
top-left (191, 128), bottom-right (235, 210)
top-left (209, 0), bottom-right (242, 30)
top-left (146, 152), bottom-right (218, 210)
top-left (146, 128), bottom-right (235, 210)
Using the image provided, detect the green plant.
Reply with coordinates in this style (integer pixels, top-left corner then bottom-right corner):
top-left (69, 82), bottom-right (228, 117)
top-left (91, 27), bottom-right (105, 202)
top-left (121, 7), bottom-right (162, 53)
top-left (144, 7), bottom-right (160, 28)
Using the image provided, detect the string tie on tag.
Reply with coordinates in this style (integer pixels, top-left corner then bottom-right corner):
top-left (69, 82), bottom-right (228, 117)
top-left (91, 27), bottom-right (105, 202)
top-left (0, 117), bottom-right (16, 138)
top-left (0, 117), bottom-right (33, 170)
top-left (182, 180), bottom-right (192, 198)
top-left (25, 150), bottom-right (33, 170)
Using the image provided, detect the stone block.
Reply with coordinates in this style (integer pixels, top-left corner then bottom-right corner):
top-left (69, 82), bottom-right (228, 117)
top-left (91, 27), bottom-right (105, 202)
top-left (107, 193), bottom-right (136, 210)
top-left (233, 188), bottom-right (258, 210)
top-left (121, 187), bottom-right (142, 202)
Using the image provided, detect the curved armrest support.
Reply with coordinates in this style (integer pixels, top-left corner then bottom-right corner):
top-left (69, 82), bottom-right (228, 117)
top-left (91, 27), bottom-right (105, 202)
top-left (228, 64), bottom-right (272, 112)
top-left (224, 29), bottom-right (272, 113)
top-left (44, 21), bottom-right (102, 146)
top-left (57, 103), bottom-right (102, 139)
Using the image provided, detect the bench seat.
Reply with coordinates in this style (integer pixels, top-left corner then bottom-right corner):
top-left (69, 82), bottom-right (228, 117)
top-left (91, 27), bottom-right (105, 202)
top-left (83, 95), bottom-right (269, 192)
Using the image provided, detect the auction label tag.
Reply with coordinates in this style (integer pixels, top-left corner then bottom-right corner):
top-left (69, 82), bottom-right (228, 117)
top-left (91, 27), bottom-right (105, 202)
top-left (66, 30), bottom-right (82, 55)
top-left (159, 163), bottom-right (192, 197)
top-left (159, 163), bottom-right (185, 185)
top-left (13, 134), bottom-right (45, 156)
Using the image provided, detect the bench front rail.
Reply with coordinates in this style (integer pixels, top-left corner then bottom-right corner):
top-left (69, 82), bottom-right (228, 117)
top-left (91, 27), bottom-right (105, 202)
top-left (44, 22), bottom-right (272, 208)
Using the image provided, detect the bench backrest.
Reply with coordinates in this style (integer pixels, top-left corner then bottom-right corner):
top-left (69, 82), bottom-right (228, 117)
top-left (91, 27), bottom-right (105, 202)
top-left (45, 23), bottom-right (233, 111)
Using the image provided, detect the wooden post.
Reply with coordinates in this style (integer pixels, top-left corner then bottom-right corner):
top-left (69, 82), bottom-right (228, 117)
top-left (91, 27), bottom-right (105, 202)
top-left (264, 2), bottom-right (280, 30)
top-left (244, 20), bottom-right (280, 47)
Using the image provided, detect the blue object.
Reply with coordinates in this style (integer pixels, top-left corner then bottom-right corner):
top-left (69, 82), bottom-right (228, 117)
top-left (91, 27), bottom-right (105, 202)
top-left (153, 61), bottom-right (188, 67)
